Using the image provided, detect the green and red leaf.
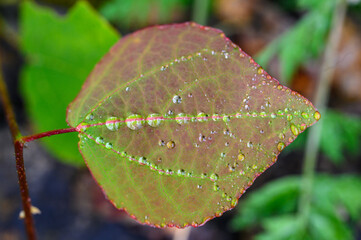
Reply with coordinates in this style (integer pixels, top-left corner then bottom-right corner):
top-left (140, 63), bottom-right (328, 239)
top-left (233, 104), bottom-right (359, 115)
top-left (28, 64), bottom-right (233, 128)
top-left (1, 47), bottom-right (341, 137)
top-left (67, 22), bottom-right (320, 228)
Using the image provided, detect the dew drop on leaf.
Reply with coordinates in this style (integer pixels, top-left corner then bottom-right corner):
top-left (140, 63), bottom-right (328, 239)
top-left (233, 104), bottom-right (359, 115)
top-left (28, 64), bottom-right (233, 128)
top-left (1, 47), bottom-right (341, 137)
top-left (105, 117), bottom-right (122, 131)
top-left (277, 142), bottom-right (285, 151)
top-left (290, 124), bottom-right (299, 136)
top-left (314, 111), bottom-right (321, 120)
top-left (210, 173), bottom-right (219, 181)
top-left (126, 114), bottom-right (145, 130)
top-left (172, 95), bottom-right (182, 104)
top-left (105, 142), bottom-right (113, 149)
top-left (146, 113), bottom-right (163, 127)
top-left (166, 141), bottom-right (175, 149)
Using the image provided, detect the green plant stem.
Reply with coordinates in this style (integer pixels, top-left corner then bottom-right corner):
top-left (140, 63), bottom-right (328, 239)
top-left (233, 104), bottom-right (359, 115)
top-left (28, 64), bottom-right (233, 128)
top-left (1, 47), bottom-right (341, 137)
top-left (192, 0), bottom-right (210, 25)
top-left (298, 0), bottom-right (347, 224)
top-left (0, 56), bottom-right (78, 239)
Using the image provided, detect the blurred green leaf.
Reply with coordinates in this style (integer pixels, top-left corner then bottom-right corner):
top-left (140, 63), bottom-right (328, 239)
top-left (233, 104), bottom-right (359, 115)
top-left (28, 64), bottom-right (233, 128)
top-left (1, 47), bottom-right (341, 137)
top-left (258, 215), bottom-right (307, 240)
top-left (20, 1), bottom-right (120, 166)
top-left (231, 175), bottom-right (361, 239)
top-left (320, 111), bottom-right (361, 163)
top-left (100, 0), bottom-right (190, 29)
top-left (231, 177), bottom-right (300, 229)
top-left (257, 0), bottom-right (336, 83)
top-left (309, 208), bottom-right (353, 240)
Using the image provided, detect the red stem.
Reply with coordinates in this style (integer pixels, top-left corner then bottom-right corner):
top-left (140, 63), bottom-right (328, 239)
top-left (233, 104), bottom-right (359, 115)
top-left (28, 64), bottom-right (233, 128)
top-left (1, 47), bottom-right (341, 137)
top-left (0, 59), bottom-right (36, 239)
top-left (22, 127), bottom-right (78, 143)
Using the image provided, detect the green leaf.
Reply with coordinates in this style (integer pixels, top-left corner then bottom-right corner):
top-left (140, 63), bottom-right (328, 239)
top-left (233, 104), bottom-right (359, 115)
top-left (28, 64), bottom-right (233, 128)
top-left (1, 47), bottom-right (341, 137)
top-left (231, 176), bottom-right (300, 229)
top-left (232, 175), bottom-right (361, 238)
top-left (257, 0), bottom-right (334, 83)
top-left (257, 215), bottom-right (307, 240)
top-left (20, 1), bottom-right (120, 166)
top-left (309, 208), bottom-right (353, 240)
top-left (67, 22), bottom-right (319, 227)
top-left (320, 111), bottom-right (361, 163)
top-left (100, 0), bottom-right (189, 29)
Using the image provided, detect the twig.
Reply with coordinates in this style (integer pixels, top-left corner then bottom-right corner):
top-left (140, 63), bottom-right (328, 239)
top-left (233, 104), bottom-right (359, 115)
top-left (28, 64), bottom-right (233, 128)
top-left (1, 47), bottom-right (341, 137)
top-left (298, 0), bottom-right (347, 222)
top-left (191, 0), bottom-right (210, 26)
top-left (0, 56), bottom-right (36, 239)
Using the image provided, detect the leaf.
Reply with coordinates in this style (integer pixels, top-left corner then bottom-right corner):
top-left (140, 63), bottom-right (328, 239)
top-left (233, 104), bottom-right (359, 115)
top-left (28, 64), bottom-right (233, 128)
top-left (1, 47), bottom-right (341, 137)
top-left (67, 22), bottom-right (319, 227)
top-left (230, 176), bottom-right (300, 230)
top-left (257, 215), bottom-right (306, 240)
top-left (232, 175), bottom-right (361, 238)
top-left (20, 1), bottom-right (120, 166)
top-left (257, 0), bottom-right (335, 83)
top-left (100, 0), bottom-right (189, 29)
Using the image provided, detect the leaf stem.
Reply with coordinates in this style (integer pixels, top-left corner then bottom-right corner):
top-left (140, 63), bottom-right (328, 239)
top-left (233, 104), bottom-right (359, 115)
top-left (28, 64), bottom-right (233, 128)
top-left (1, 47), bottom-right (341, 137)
top-left (0, 57), bottom-right (36, 239)
top-left (191, 0), bottom-right (210, 25)
top-left (21, 127), bottom-right (78, 143)
top-left (298, 0), bottom-right (347, 224)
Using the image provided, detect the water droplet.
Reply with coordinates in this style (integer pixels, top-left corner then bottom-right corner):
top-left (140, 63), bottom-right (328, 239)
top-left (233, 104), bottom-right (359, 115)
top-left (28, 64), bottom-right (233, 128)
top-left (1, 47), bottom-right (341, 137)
top-left (167, 110), bottom-right (174, 116)
top-left (105, 142), bottom-right (113, 149)
top-left (172, 95), bottom-right (182, 104)
top-left (138, 157), bottom-right (147, 165)
top-left (188, 93), bottom-right (193, 97)
top-left (239, 170), bottom-right (245, 176)
top-left (277, 142), bottom-right (285, 151)
top-left (279, 133), bottom-right (285, 139)
top-left (146, 113), bottom-right (163, 127)
top-left (166, 141), bottom-right (175, 149)
top-left (231, 198), bottom-right (238, 207)
top-left (105, 117), bottom-right (122, 131)
top-left (212, 113), bottom-right (220, 121)
top-left (238, 153), bottom-right (245, 161)
top-left (228, 165), bottom-right (235, 172)
top-left (95, 137), bottom-right (104, 144)
top-left (213, 184), bottom-right (220, 191)
top-left (245, 105), bottom-right (250, 110)
top-left (290, 124), bottom-right (299, 136)
top-left (221, 152), bottom-right (226, 157)
top-left (260, 129), bottom-right (264, 134)
top-left (287, 114), bottom-right (293, 121)
top-left (301, 112), bottom-right (309, 119)
top-left (176, 113), bottom-right (189, 125)
top-left (270, 113), bottom-right (276, 118)
top-left (199, 134), bottom-right (206, 142)
top-left (247, 141), bottom-right (253, 148)
top-left (125, 87), bottom-right (130, 92)
top-left (225, 142), bottom-right (230, 146)
top-left (177, 169), bottom-right (186, 176)
top-left (197, 184), bottom-right (202, 189)
top-left (86, 114), bottom-right (94, 121)
top-left (210, 173), bottom-right (219, 181)
top-left (223, 115), bottom-right (231, 123)
top-left (300, 123), bottom-right (307, 131)
top-left (158, 140), bottom-right (165, 146)
top-left (165, 169), bottom-right (173, 175)
top-left (257, 67), bottom-right (263, 74)
top-left (197, 112), bottom-right (208, 122)
top-left (126, 114), bottom-right (145, 130)
top-left (314, 111), bottom-right (321, 120)
top-left (120, 151), bottom-right (127, 157)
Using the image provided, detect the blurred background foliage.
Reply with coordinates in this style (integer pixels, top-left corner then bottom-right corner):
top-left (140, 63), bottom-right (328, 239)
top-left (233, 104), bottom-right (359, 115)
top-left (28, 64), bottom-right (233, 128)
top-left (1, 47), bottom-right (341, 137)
top-left (0, 0), bottom-right (360, 239)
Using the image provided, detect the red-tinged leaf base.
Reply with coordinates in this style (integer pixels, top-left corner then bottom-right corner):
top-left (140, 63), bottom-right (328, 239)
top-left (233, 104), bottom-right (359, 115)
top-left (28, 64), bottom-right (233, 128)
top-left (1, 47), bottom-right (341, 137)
top-left (66, 22), bottom-right (320, 228)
